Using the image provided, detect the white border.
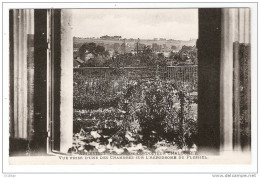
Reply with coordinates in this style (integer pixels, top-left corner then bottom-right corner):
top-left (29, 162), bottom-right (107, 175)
top-left (1, 1), bottom-right (258, 175)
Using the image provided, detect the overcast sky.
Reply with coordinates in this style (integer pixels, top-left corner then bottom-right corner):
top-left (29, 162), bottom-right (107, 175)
top-left (72, 9), bottom-right (198, 41)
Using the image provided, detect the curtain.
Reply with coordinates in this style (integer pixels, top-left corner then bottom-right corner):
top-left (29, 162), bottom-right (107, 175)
top-left (220, 8), bottom-right (251, 151)
top-left (10, 9), bottom-right (34, 140)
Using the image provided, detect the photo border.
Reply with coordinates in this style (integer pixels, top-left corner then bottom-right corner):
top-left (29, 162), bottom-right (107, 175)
top-left (1, 1), bottom-right (258, 175)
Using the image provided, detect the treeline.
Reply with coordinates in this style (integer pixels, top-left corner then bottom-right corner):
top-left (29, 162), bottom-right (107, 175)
top-left (76, 42), bottom-right (197, 67)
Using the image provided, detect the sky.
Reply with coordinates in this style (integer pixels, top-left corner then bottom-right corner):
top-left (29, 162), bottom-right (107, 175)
top-left (72, 9), bottom-right (198, 41)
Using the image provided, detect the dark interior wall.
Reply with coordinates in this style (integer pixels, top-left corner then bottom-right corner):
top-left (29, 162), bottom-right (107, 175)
top-left (197, 9), bottom-right (222, 153)
top-left (52, 9), bottom-right (61, 151)
top-left (33, 10), bottom-right (48, 155)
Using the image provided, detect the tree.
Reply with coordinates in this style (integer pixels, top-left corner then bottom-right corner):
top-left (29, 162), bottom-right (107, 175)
top-left (169, 51), bottom-right (176, 59)
top-left (157, 53), bottom-right (164, 59)
top-left (86, 55), bottom-right (105, 67)
top-left (96, 45), bottom-right (106, 56)
top-left (79, 42), bottom-right (111, 66)
top-left (79, 42), bottom-right (110, 59)
top-left (156, 53), bottom-right (167, 66)
top-left (79, 42), bottom-right (97, 60)
top-left (139, 46), bottom-right (157, 66)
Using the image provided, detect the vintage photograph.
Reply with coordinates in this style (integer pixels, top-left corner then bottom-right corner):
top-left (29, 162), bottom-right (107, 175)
top-left (71, 9), bottom-right (198, 155)
top-left (6, 4), bottom-right (254, 169)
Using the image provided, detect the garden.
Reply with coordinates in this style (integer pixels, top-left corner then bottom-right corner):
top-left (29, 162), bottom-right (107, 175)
top-left (70, 69), bottom-right (198, 155)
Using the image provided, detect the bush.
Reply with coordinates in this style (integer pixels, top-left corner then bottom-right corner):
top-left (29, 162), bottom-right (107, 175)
top-left (73, 71), bottom-right (125, 110)
top-left (73, 71), bottom-right (198, 150)
top-left (135, 79), bottom-right (198, 148)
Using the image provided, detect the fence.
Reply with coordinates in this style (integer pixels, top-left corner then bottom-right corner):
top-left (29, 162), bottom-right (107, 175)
top-left (165, 65), bottom-right (198, 83)
top-left (74, 65), bottom-right (198, 83)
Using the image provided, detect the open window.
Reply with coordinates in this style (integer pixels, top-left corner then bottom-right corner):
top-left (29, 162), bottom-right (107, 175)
top-left (9, 8), bottom-right (251, 158)
top-left (72, 9), bottom-right (199, 155)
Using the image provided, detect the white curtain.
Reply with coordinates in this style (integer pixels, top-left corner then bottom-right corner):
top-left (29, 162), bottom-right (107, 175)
top-left (12, 9), bottom-right (34, 140)
top-left (220, 8), bottom-right (251, 151)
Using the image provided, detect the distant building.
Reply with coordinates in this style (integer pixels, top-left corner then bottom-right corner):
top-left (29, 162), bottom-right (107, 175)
top-left (100, 35), bottom-right (109, 40)
top-left (134, 43), bottom-right (146, 52)
top-left (152, 43), bottom-right (159, 52)
top-left (113, 36), bottom-right (122, 40)
top-left (108, 51), bottom-right (114, 57)
top-left (159, 45), bottom-right (162, 51)
top-left (100, 35), bottom-right (122, 40)
top-left (113, 43), bottom-right (120, 52)
top-left (163, 44), bottom-right (167, 49)
top-left (73, 57), bottom-right (84, 68)
top-left (84, 52), bottom-right (95, 62)
top-left (171, 45), bottom-right (177, 50)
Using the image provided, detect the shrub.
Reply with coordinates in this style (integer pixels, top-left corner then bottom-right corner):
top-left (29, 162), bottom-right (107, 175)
top-left (73, 71), bottom-right (198, 150)
top-left (135, 79), bottom-right (198, 148)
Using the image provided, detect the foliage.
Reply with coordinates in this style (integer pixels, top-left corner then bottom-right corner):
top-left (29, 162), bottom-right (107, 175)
top-left (79, 42), bottom-right (110, 67)
top-left (73, 108), bottom-right (125, 134)
top-left (132, 79), bottom-right (198, 148)
top-left (73, 72), bottom-right (123, 110)
top-left (73, 71), bottom-right (198, 151)
top-left (79, 42), bottom-right (109, 58)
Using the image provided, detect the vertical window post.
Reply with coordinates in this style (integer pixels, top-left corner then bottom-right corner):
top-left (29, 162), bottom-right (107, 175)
top-left (59, 9), bottom-right (73, 153)
top-left (198, 9), bottom-right (221, 154)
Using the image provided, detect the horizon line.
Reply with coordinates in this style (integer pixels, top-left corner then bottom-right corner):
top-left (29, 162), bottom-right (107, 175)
top-left (73, 36), bottom-right (198, 41)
